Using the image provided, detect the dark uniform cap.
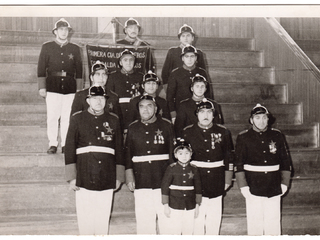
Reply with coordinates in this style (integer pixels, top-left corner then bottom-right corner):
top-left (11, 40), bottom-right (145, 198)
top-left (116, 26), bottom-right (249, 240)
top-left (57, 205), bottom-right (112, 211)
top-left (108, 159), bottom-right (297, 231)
top-left (191, 73), bottom-right (208, 88)
top-left (178, 24), bottom-right (195, 39)
top-left (181, 45), bottom-right (198, 58)
top-left (87, 85), bottom-right (107, 98)
top-left (52, 18), bottom-right (72, 34)
top-left (143, 70), bottom-right (160, 85)
top-left (138, 94), bottom-right (156, 103)
top-left (250, 103), bottom-right (269, 117)
top-left (91, 60), bottom-right (109, 75)
top-left (174, 138), bottom-right (193, 154)
top-left (123, 17), bottom-right (141, 34)
top-left (196, 98), bottom-right (215, 114)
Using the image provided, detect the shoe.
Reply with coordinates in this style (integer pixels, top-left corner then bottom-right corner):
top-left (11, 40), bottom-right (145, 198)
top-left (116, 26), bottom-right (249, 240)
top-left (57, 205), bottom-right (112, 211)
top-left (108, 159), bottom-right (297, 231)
top-left (61, 146), bottom-right (65, 154)
top-left (47, 146), bottom-right (57, 154)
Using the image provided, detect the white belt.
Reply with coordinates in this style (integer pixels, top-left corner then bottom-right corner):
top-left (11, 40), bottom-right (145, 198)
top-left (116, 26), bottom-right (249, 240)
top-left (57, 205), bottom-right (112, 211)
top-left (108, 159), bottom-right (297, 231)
top-left (244, 164), bottom-right (279, 172)
top-left (132, 154), bottom-right (169, 163)
top-left (191, 160), bottom-right (224, 168)
top-left (76, 146), bottom-right (115, 155)
top-left (119, 97), bottom-right (131, 103)
top-left (169, 185), bottom-right (194, 190)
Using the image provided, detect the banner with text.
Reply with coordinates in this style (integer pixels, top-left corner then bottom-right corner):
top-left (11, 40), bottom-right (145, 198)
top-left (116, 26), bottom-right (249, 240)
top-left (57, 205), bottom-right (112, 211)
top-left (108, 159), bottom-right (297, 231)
top-left (86, 45), bottom-right (151, 74)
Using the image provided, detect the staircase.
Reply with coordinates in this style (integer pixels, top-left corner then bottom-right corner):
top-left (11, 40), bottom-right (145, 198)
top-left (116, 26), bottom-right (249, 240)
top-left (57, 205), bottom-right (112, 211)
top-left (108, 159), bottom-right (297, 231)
top-left (0, 29), bottom-right (319, 235)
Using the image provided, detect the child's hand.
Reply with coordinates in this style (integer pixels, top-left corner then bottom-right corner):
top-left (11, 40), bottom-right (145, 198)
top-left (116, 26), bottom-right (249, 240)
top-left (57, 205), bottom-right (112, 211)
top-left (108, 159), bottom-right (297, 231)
top-left (194, 204), bottom-right (199, 218)
top-left (164, 204), bottom-right (171, 218)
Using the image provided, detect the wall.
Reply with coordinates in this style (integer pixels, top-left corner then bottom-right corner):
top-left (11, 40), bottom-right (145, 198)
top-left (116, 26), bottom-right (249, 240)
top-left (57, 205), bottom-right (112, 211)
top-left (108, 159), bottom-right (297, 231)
top-left (253, 18), bottom-right (320, 123)
top-left (280, 18), bottom-right (320, 40)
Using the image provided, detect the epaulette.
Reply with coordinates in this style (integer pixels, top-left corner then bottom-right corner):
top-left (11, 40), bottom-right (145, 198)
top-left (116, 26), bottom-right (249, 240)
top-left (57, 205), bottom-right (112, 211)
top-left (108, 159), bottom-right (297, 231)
top-left (239, 129), bottom-right (248, 135)
top-left (43, 40), bottom-right (53, 45)
top-left (110, 70), bottom-right (117, 74)
top-left (183, 124), bottom-right (194, 131)
top-left (128, 119), bottom-right (139, 127)
top-left (271, 128), bottom-right (282, 133)
top-left (69, 42), bottom-right (81, 48)
top-left (198, 67), bottom-right (207, 72)
top-left (190, 162), bottom-right (197, 168)
top-left (108, 89), bottom-right (118, 97)
top-left (72, 110), bottom-right (82, 117)
top-left (109, 112), bottom-right (119, 119)
top-left (216, 123), bottom-right (227, 129)
top-left (162, 118), bottom-right (172, 124)
top-left (170, 162), bottom-right (176, 167)
top-left (168, 46), bottom-right (177, 50)
top-left (180, 98), bottom-right (190, 104)
top-left (171, 67), bottom-right (179, 73)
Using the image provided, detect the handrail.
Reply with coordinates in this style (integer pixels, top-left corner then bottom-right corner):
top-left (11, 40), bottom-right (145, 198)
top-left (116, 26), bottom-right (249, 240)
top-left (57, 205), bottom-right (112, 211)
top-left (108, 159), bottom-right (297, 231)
top-left (265, 17), bottom-right (320, 82)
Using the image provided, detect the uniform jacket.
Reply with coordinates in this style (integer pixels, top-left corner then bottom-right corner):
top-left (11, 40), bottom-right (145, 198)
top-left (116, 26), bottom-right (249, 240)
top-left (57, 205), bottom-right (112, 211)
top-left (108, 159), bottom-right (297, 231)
top-left (37, 40), bottom-right (83, 94)
top-left (161, 46), bottom-right (206, 85)
top-left (161, 162), bottom-right (202, 210)
top-left (183, 123), bottom-right (234, 198)
top-left (125, 117), bottom-right (175, 189)
top-left (65, 110), bottom-right (124, 191)
top-left (234, 127), bottom-right (292, 197)
top-left (70, 87), bottom-right (122, 123)
top-left (174, 97), bottom-right (223, 138)
top-left (106, 70), bottom-right (144, 129)
top-left (127, 95), bottom-right (171, 129)
top-left (167, 66), bottom-right (212, 113)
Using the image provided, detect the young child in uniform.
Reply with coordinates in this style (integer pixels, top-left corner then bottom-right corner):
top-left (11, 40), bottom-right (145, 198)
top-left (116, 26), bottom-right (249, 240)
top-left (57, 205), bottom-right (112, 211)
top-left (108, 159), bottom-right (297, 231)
top-left (161, 138), bottom-right (202, 235)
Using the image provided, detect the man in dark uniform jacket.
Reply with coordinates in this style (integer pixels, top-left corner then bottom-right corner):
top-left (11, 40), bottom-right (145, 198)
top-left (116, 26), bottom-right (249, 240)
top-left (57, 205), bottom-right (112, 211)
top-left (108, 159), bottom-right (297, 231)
top-left (167, 45), bottom-right (212, 121)
top-left (161, 24), bottom-right (207, 86)
top-left (125, 95), bottom-right (175, 234)
top-left (183, 99), bottom-right (234, 235)
top-left (70, 60), bottom-right (122, 122)
top-left (65, 86), bottom-right (124, 235)
top-left (116, 17), bottom-right (155, 72)
top-left (38, 18), bottom-right (83, 154)
top-left (174, 74), bottom-right (223, 138)
top-left (161, 138), bottom-right (202, 235)
top-left (106, 49), bottom-right (144, 134)
top-left (127, 71), bottom-right (170, 129)
top-left (234, 103), bottom-right (291, 235)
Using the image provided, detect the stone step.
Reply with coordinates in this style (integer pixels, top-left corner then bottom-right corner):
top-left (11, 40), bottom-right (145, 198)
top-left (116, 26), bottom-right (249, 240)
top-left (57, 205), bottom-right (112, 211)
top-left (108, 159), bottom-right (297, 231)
top-left (0, 148), bottom-right (318, 183)
top-left (226, 123), bottom-right (319, 149)
top-left (212, 83), bottom-right (287, 104)
top-left (0, 30), bottom-right (255, 51)
top-left (0, 45), bottom-right (264, 68)
top-left (220, 103), bottom-right (302, 125)
top-left (0, 206), bottom-right (318, 235)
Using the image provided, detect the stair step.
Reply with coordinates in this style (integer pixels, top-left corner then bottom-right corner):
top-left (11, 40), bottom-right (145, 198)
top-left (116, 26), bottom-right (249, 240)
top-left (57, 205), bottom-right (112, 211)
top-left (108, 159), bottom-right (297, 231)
top-left (221, 103), bottom-right (302, 125)
top-left (226, 123), bottom-right (319, 148)
top-left (0, 82), bottom-right (42, 104)
top-left (0, 30), bottom-right (255, 51)
top-left (212, 83), bottom-right (287, 104)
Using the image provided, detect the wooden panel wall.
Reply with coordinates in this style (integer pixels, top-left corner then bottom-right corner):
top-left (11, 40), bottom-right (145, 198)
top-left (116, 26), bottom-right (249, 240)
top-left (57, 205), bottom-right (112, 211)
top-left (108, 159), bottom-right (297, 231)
top-left (254, 18), bottom-right (320, 123)
top-left (280, 18), bottom-right (320, 40)
top-left (116, 17), bottom-right (255, 38)
top-left (0, 17), bottom-right (98, 33)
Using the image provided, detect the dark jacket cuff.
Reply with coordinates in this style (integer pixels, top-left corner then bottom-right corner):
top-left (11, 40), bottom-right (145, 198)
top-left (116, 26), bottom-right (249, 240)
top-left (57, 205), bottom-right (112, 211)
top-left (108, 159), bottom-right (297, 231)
top-left (281, 170), bottom-right (291, 186)
top-left (125, 169), bottom-right (135, 185)
top-left (196, 194), bottom-right (202, 205)
top-left (38, 77), bottom-right (46, 90)
top-left (162, 195), bottom-right (169, 205)
top-left (235, 171), bottom-right (248, 188)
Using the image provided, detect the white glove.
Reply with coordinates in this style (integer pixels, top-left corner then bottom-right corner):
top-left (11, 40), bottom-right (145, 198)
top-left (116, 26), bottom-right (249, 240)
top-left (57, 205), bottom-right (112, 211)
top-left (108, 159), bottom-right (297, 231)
top-left (281, 184), bottom-right (288, 196)
top-left (240, 186), bottom-right (251, 199)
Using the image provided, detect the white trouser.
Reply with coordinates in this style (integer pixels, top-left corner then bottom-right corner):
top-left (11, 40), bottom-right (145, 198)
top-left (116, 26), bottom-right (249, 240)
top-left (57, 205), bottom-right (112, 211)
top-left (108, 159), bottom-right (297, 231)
top-left (164, 208), bottom-right (195, 235)
top-left (76, 188), bottom-right (113, 235)
top-left (134, 188), bottom-right (166, 234)
top-left (246, 194), bottom-right (281, 235)
top-left (46, 92), bottom-right (75, 147)
top-left (193, 196), bottom-right (222, 235)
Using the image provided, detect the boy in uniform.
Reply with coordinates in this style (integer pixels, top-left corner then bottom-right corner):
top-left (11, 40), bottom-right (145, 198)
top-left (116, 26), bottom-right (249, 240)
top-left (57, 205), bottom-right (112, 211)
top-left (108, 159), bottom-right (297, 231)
top-left (167, 45), bottom-right (212, 122)
top-left (234, 103), bottom-right (291, 235)
top-left (127, 70), bottom-right (170, 128)
top-left (183, 99), bottom-right (234, 235)
top-left (38, 18), bottom-right (83, 154)
top-left (174, 74), bottom-right (222, 138)
top-left (107, 49), bottom-right (144, 134)
top-left (125, 95), bottom-right (175, 234)
top-left (161, 138), bottom-right (202, 235)
top-left (70, 60), bottom-right (122, 121)
top-left (65, 86), bottom-right (124, 235)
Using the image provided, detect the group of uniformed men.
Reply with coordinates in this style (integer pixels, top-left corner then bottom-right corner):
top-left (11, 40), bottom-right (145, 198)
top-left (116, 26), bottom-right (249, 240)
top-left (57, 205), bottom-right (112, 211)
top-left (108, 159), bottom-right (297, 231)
top-left (37, 17), bottom-right (292, 235)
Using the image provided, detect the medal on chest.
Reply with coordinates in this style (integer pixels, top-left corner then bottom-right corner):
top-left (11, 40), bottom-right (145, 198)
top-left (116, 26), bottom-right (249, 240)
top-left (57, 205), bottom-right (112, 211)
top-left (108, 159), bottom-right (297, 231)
top-left (130, 82), bottom-right (141, 98)
top-left (269, 140), bottom-right (277, 154)
top-left (211, 133), bottom-right (222, 149)
top-left (101, 122), bottom-right (114, 141)
top-left (154, 129), bottom-right (164, 144)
